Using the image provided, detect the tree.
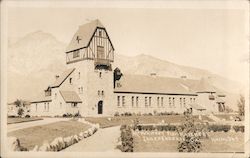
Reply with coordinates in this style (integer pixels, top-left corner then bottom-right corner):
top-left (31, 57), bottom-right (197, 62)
top-left (14, 99), bottom-right (22, 107)
top-left (17, 108), bottom-right (24, 117)
top-left (177, 109), bottom-right (205, 152)
top-left (237, 95), bottom-right (245, 116)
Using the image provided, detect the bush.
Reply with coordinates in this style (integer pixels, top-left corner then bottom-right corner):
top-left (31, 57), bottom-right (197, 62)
top-left (62, 113), bottom-right (73, 118)
top-left (114, 112), bottom-right (119, 117)
top-left (233, 125), bottom-right (244, 132)
top-left (17, 108), bottom-right (24, 117)
top-left (207, 124), bottom-right (231, 132)
top-left (74, 112), bottom-right (81, 117)
top-left (117, 125), bottom-right (133, 152)
top-left (25, 115), bottom-right (30, 118)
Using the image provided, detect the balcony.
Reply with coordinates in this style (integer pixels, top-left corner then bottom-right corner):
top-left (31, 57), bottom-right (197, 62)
top-left (94, 58), bottom-right (112, 70)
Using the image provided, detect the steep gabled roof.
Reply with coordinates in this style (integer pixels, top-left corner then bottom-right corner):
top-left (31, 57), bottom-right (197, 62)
top-left (50, 68), bottom-right (75, 88)
top-left (65, 19), bottom-right (106, 53)
top-left (30, 93), bottom-right (52, 103)
top-left (59, 91), bottom-right (82, 103)
top-left (114, 74), bottom-right (197, 95)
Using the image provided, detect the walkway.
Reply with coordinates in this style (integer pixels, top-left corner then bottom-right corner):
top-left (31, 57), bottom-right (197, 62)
top-left (8, 118), bottom-right (70, 132)
top-left (62, 126), bottom-right (121, 152)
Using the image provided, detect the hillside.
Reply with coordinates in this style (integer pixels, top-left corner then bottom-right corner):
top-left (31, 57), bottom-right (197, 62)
top-left (7, 31), bottom-right (243, 110)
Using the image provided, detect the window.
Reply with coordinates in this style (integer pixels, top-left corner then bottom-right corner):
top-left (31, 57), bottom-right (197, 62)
top-left (122, 96), bottom-right (125, 107)
top-left (47, 103), bottom-right (49, 112)
top-left (169, 97), bottom-right (171, 107)
top-left (131, 96), bottom-right (134, 107)
top-left (72, 103), bottom-right (77, 108)
top-left (99, 72), bottom-right (102, 78)
top-left (60, 102), bottom-right (62, 108)
top-left (81, 87), bottom-right (83, 93)
top-left (44, 103), bottom-right (46, 111)
top-left (136, 96), bottom-right (139, 107)
top-left (193, 98), bottom-right (196, 103)
top-left (173, 98), bottom-right (175, 107)
top-left (78, 88), bottom-right (81, 93)
top-left (78, 72), bottom-right (80, 79)
top-left (101, 91), bottom-right (104, 96)
top-left (36, 104), bottom-right (38, 112)
top-left (98, 90), bottom-right (100, 96)
top-left (183, 98), bottom-right (186, 106)
top-left (73, 50), bottom-right (80, 58)
top-left (149, 97), bottom-right (152, 107)
top-left (117, 96), bottom-right (120, 107)
top-left (69, 78), bottom-right (72, 84)
top-left (97, 46), bottom-right (105, 59)
top-left (99, 30), bottom-right (102, 37)
top-left (161, 97), bottom-right (163, 107)
top-left (145, 97), bottom-right (148, 107)
top-left (190, 98), bottom-right (192, 103)
top-left (157, 97), bottom-right (160, 107)
top-left (180, 98), bottom-right (182, 108)
top-left (55, 93), bottom-right (57, 99)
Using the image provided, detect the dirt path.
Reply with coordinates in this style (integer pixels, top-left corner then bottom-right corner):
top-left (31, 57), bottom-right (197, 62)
top-left (62, 126), bottom-right (121, 152)
top-left (7, 118), bottom-right (70, 132)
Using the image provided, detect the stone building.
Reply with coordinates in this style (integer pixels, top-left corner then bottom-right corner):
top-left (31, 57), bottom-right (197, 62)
top-left (30, 19), bottom-right (226, 117)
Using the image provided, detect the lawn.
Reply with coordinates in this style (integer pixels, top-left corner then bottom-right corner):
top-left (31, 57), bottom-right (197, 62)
top-left (85, 115), bottom-right (214, 128)
top-left (7, 117), bottom-right (43, 124)
top-left (7, 120), bottom-right (91, 150)
top-left (133, 131), bottom-right (244, 153)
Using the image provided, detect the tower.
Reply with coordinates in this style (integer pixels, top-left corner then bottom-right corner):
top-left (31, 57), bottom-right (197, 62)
top-left (65, 19), bottom-right (115, 116)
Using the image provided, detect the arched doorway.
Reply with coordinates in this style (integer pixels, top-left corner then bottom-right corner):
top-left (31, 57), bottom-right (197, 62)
top-left (97, 101), bottom-right (103, 114)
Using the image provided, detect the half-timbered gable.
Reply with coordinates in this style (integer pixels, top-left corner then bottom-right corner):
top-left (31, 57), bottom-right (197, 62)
top-left (65, 19), bottom-right (114, 68)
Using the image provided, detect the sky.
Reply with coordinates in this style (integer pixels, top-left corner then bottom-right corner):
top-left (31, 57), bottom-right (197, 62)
top-left (6, 1), bottom-right (249, 86)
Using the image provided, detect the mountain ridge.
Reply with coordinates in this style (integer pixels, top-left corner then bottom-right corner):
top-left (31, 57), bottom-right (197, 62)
top-left (7, 31), bottom-right (242, 110)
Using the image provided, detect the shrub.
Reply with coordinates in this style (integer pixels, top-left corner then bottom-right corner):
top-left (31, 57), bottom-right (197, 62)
top-left (25, 115), bottom-right (30, 118)
top-left (233, 125), bottom-right (244, 132)
top-left (17, 108), bottom-right (24, 117)
top-left (207, 124), bottom-right (231, 132)
top-left (74, 112), bottom-right (81, 118)
top-left (114, 112), bottom-right (119, 117)
top-left (177, 109), bottom-right (203, 152)
top-left (117, 125), bottom-right (133, 152)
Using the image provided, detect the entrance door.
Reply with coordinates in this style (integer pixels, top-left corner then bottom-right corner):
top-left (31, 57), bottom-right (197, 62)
top-left (98, 101), bottom-right (103, 114)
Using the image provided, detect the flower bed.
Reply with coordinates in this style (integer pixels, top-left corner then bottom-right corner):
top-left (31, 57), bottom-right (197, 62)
top-left (135, 124), bottom-right (244, 133)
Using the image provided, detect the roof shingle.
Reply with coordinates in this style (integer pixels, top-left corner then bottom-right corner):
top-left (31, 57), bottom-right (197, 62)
top-left (60, 91), bottom-right (82, 103)
top-left (66, 19), bottom-right (104, 52)
top-left (50, 68), bottom-right (75, 88)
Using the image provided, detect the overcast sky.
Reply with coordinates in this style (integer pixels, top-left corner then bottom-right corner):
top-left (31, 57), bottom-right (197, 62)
top-left (7, 1), bottom-right (249, 86)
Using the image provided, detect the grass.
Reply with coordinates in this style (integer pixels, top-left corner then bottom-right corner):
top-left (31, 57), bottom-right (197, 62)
top-left (85, 115), bottom-right (214, 128)
top-left (133, 131), bottom-right (244, 153)
top-left (7, 117), bottom-right (43, 124)
top-left (7, 120), bottom-right (91, 150)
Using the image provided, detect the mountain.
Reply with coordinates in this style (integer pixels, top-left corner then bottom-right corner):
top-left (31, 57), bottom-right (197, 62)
top-left (7, 31), bottom-right (243, 110)
top-left (8, 31), bottom-right (67, 102)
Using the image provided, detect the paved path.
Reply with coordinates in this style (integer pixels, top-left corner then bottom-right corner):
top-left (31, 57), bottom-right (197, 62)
top-left (62, 126), bottom-right (121, 152)
top-left (8, 118), bottom-right (70, 132)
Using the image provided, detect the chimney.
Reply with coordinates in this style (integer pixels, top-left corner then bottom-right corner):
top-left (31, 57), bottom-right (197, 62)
top-left (181, 75), bottom-right (187, 80)
top-left (150, 73), bottom-right (157, 77)
top-left (55, 75), bottom-right (60, 80)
